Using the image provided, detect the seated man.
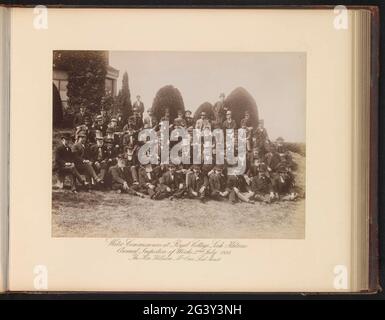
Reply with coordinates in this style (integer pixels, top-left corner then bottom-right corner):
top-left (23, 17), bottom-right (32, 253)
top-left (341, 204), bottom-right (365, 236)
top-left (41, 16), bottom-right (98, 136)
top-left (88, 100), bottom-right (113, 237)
top-left (92, 115), bottom-right (108, 136)
top-left (123, 143), bottom-right (139, 184)
top-left (226, 173), bottom-right (254, 204)
top-left (209, 165), bottom-right (229, 200)
top-left (108, 155), bottom-right (144, 197)
top-left (186, 165), bottom-right (209, 202)
top-left (54, 133), bottom-right (84, 192)
top-left (152, 164), bottom-right (179, 200)
top-left (88, 136), bottom-right (113, 184)
top-left (271, 160), bottom-right (297, 201)
top-left (122, 121), bottom-right (138, 147)
top-left (128, 107), bottom-right (144, 131)
top-left (137, 163), bottom-right (159, 197)
top-left (143, 109), bottom-right (158, 129)
top-left (250, 167), bottom-right (274, 203)
top-left (71, 131), bottom-right (101, 187)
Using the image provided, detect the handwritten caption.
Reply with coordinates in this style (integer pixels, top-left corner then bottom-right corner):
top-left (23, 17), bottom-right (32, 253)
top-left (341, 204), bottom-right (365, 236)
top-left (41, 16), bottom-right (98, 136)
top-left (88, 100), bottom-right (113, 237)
top-left (105, 239), bottom-right (247, 262)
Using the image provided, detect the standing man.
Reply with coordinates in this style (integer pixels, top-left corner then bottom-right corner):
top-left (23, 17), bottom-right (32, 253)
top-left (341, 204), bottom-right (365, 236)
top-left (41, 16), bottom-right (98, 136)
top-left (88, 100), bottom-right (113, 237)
top-left (212, 93), bottom-right (227, 128)
top-left (73, 105), bottom-right (88, 127)
top-left (253, 119), bottom-right (269, 151)
top-left (133, 95), bottom-right (145, 119)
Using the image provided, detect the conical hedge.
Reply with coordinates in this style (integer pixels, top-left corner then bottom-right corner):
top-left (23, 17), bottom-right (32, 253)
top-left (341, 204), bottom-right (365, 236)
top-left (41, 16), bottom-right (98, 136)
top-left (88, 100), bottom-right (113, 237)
top-left (151, 85), bottom-right (185, 123)
top-left (225, 87), bottom-right (259, 128)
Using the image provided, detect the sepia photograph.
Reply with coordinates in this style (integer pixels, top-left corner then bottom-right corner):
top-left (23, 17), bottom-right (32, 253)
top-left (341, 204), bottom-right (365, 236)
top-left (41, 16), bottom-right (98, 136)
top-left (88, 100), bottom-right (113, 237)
top-left (52, 50), bottom-right (306, 239)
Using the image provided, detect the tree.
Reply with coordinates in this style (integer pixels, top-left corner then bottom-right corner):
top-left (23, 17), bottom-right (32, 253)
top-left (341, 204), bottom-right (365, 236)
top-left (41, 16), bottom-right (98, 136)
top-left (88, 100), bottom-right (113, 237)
top-left (193, 102), bottom-right (214, 122)
top-left (151, 85), bottom-right (185, 123)
top-left (225, 87), bottom-right (259, 128)
top-left (53, 51), bottom-right (107, 114)
top-left (52, 83), bottom-right (63, 127)
top-left (115, 71), bottom-right (132, 121)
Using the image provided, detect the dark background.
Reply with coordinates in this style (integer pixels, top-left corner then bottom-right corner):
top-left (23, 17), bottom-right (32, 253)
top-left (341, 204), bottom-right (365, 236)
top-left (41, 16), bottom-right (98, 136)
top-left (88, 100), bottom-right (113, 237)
top-left (0, 0), bottom-right (383, 304)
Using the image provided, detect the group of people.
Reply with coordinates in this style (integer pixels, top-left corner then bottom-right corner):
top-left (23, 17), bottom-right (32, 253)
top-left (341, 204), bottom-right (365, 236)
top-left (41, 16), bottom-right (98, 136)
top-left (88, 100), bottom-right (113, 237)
top-left (54, 94), bottom-right (299, 203)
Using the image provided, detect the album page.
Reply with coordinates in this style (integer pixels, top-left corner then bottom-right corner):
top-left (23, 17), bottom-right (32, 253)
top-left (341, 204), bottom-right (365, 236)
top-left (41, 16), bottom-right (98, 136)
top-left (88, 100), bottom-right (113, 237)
top-left (8, 8), bottom-right (356, 292)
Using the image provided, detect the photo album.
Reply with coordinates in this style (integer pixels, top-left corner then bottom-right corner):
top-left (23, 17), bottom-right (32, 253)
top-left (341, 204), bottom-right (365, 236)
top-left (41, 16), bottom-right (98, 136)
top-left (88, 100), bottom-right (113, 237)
top-left (0, 6), bottom-right (379, 293)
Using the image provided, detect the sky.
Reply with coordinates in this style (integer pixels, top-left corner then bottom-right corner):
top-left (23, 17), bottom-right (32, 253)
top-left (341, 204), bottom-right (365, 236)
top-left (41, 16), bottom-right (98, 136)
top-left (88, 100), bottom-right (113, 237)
top-left (109, 51), bottom-right (306, 142)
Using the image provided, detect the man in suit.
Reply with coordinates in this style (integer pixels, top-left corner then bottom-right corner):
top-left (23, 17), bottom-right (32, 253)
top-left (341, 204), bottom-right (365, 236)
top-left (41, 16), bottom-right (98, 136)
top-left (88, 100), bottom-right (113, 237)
top-left (71, 131), bottom-right (101, 186)
top-left (137, 163), bottom-right (159, 197)
top-left (88, 136), bottom-right (117, 185)
top-left (252, 119), bottom-right (269, 151)
top-left (73, 105), bottom-right (88, 127)
top-left (222, 110), bottom-right (237, 130)
top-left (133, 95), bottom-right (145, 119)
top-left (128, 107), bottom-right (144, 131)
top-left (212, 93), bottom-right (227, 128)
top-left (209, 165), bottom-right (228, 200)
top-left (92, 115), bottom-right (108, 136)
top-left (123, 143), bottom-right (139, 184)
top-left (143, 109), bottom-right (158, 129)
top-left (195, 112), bottom-right (211, 131)
top-left (54, 133), bottom-right (84, 192)
top-left (152, 164), bottom-right (179, 200)
top-left (184, 110), bottom-right (194, 128)
top-left (250, 165), bottom-right (274, 203)
top-left (109, 156), bottom-right (144, 197)
top-left (173, 110), bottom-right (187, 128)
top-left (186, 165), bottom-right (209, 202)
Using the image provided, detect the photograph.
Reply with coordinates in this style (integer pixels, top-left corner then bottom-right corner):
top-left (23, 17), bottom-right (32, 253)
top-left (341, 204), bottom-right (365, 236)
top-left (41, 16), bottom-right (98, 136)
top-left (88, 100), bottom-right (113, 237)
top-left (52, 50), bottom-right (306, 239)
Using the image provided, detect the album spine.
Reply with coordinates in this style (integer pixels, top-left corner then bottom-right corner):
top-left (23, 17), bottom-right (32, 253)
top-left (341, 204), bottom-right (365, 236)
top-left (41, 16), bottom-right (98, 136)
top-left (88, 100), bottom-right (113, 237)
top-left (367, 6), bottom-right (380, 294)
top-left (0, 6), bottom-right (10, 293)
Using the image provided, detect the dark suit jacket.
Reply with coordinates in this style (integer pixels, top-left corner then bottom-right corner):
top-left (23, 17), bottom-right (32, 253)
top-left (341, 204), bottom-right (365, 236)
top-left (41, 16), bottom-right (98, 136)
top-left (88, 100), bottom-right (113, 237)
top-left (88, 143), bottom-right (108, 162)
top-left (159, 171), bottom-right (179, 190)
top-left (209, 173), bottom-right (226, 193)
top-left (138, 167), bottom-right (157, 186)
top-left (133, 101), bottom-right (144, 114)
top-left (54, 144), bottom-right (74, 171)
top-left (73, 112), bottom-right (88, 127)
top-left (109, 165), bottom-right (133, 185)
top-left (71, 142), bottom-right (89, 165)
top-left (187, 172), bottom-right (208, 192)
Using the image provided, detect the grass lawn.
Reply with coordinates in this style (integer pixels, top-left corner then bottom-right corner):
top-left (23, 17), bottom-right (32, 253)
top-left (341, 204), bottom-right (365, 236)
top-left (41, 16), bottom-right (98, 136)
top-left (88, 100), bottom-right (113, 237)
top-left (52, 129), bottom-right (305, 238)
